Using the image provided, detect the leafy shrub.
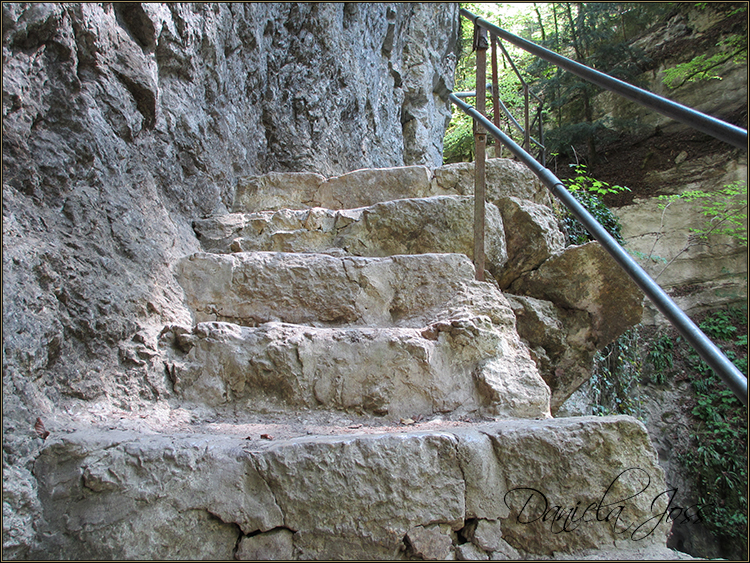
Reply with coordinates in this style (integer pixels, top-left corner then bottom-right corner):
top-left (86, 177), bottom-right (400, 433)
top-left (560, 164), bottom-right (630, 245)
top-left (590, 327), bottom-right (643, 416)
top-left (657, 182), bottom-right (748, 245)
top-left (646, 333), bottom-right (674, 384)
top-left (679, 307), bottom-right (748, 555)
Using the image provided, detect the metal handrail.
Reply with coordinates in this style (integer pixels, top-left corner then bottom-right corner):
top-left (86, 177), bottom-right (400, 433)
top-left (453, 85), bottom-right (544, 149)
top-left (461, 8), bottom-right (748, 150)
top-left (453, 11), bottom-right (748, 405)
top-left (451, 94), bottom-right (748, 406)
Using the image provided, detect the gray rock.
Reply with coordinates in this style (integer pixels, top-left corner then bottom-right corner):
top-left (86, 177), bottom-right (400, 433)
top-left (406, 524), bottom-right (456, 560)
top-left (3, 5), bottom-right (458, 555)
top-left (316, 165), bottom-right (435, 210)
top-left (495, 196), bottom-right (566, 288)
top-left (472, 519), bottom-right (504, 552)
top-left (432, 159), bottom-right (555, 207)
top-left (510, 242), bottom-right (644, 349)
top-left (237, 528), bottom-right (294, 561)
top-left (456, 542), bottom-right (490, 560)
top-left (506, 294), bottom-right (597, 414)
top-left (232, 172), bottom-right (327, 213)
top-left (489, 539), bottom-right (522, 560)
top-left (30, 416), bottom-right (671, 560)
top-left (174, 252), bottom-right (479, 328)
top-left (165, 316), bottom-right (550, 419)
top-left (484, 416), bottom-right (671, 555)
top-left (33, 431), bottom-right (282, 559)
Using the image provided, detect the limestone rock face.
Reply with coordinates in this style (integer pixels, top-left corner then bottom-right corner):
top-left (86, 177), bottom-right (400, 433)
top-left (1, 2), bottom-right (675, 559)
top-left (614, 158), bottom-right (747, 325)
top-left (32, 417), bottom-right (672, 560)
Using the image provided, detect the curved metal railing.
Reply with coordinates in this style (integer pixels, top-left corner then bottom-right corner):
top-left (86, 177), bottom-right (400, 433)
top-left (456, 9), bottom-right (748, 405)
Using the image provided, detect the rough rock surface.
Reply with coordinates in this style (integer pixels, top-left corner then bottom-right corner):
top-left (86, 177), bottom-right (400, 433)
top-left (510, 242), bottom-right (644, 350)
top-left (194, 195), bottom-right (508, 274)
top-left (432, 158), bottom-right (555, 208)
top-left (175, 252), bottom-right (482, 327)
top-left (506, 294), bottom-right (597, 414)
top-left (1, 3), bottom-right (458, 559)
top-left (504, 243), bottom-right (644, 411)
top-left (614, 152), bottom-right (747, 325)
top-left (2, 2), bottom-right (668, 559)
top-left (31, 416), bottom-right (673, 560)
top-left (168, 251), bottom-right (551, 419)
top-left (495, 196), bottom-right (566, 289)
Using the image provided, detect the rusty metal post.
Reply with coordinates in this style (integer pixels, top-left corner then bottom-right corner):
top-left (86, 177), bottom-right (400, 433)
top-left (473, 26), bottom-right (488, 281)
top-left (523, 83), bottom-right (530, 152)
top-left (490, 35), bottom-right (502, 159)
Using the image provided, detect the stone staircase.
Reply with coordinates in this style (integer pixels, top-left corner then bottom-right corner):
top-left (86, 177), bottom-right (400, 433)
top-left (33, 161), bottom-right (685, 560)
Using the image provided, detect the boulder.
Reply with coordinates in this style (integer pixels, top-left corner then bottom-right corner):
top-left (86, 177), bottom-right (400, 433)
top-left (509, 242), bottom-right (644, 349)
top-left (506, 294), bottom-right (597, 414)
top-left (432, 159), bottom-right (555, 207)
top-left (495, 196), bottom-right (566, 288)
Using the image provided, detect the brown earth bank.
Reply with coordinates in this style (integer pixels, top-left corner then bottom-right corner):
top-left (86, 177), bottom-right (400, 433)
top-left (550, 104), bottom-right (747, 208)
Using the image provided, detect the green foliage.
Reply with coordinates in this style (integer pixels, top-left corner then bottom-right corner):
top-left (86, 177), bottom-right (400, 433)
top-left (443, 111), bottom-right (475, 164)
top-left (663, 34), bottom-right (748, 89)
top-left (590, 307), bottom-right (747, 555)
top-left (678, 307), bottom-right (748, 554)
top-left (646, 334), bottom-right (673, 384)
top-left (560, 164), bottom-right (630, 245)
top-left (657, 182), bottom-right (748, 245)
top-left (590, 327), bottom-right (643, 416)
top-left (700, 308), bottom-right (739, 340)
top-left (520, 2), bottom-right (665, 161)
top-left (445, 3), bottom-right (549, 164)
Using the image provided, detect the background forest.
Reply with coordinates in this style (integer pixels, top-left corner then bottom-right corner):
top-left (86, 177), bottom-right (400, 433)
top-left (445, 2), bottom-right (747, 559)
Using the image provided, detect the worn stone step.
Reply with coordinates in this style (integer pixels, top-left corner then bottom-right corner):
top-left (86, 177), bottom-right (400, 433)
top-left (175, 251), bottom-right (493, 328)
top-left (33, 416), bottom-right (674, 560)
top-left (229, 159), bottom-right (554, 213)
top-left (161, 316), bottom-right (550, 419)
top-left (193, 195), bottom-right (508, 278)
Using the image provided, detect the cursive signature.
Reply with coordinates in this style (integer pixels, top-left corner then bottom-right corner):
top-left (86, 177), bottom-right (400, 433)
top-left (503, 467), bottom-right (710, 540)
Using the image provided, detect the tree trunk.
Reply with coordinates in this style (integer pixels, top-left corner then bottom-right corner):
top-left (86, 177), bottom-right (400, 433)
top-left (533, 3), bottom-right (546, 41)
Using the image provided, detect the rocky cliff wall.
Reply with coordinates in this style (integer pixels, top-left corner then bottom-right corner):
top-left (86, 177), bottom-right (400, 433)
top-left (2, 3), bottom-right (458, 558)
top-left (590, 3), bottom-right (748, 322)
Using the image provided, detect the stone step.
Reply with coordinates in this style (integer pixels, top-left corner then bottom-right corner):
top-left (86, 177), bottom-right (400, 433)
top-left (193, 196), bottom-right (507, 280)
top-left (174, 251), bottom-right (493, 328)
top-left (167, 251), bottom-right (551, 418)
top-left (229, 159), bottom-right (554, 213)
top-left (33, 415), bottom-right (674, 560)
top-left (161, 317), bottom-right (551, 419)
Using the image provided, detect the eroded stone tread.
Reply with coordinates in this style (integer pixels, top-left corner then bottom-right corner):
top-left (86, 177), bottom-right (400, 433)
top-left (33, 416), bottom-right (673, 560)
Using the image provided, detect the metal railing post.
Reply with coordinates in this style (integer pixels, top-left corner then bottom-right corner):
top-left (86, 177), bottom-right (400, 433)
top-left (473, 25), bottom-right (488, 281)
top-left (491, 35), bottom-right (502, 159)
top-left (523, 83), bottom-right (530, 152)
